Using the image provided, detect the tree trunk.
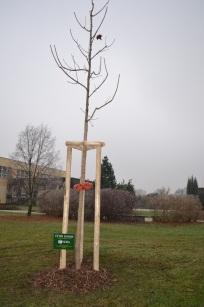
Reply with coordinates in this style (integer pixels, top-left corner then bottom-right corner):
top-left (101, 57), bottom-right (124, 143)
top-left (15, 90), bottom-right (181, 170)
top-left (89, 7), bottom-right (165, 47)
top-left (27, 197), bottom-right (32, 216)
top-left (75, 148), bottom-right (87, 269)
top-left (27, 160), bottom-right (32, 217)
top-left (75, 7), bottom-right (93, 270)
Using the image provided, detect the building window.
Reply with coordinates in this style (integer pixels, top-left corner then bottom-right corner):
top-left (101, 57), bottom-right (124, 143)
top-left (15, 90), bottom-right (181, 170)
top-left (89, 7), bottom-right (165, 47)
top-left (0, 166), bottom-right (11, 178)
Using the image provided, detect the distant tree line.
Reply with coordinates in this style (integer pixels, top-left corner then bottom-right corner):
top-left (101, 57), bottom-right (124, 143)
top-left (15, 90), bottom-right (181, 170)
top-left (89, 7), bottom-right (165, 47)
top-left (101, 155), bottom-right (135, 194)
top-left (186, 176), bottom-right (198, 196)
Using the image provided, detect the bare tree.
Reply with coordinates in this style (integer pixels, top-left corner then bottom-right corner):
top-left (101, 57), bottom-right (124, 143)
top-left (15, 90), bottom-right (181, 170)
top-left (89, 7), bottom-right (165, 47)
top-left (50, 0), bottom-right (120, 269)
top-left (12, 125), bottom-right (59, 216)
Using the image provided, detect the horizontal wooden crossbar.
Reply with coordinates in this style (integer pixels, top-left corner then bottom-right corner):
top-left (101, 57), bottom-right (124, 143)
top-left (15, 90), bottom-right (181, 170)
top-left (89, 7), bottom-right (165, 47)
top-left (65, 141), bottom-right (105, 151)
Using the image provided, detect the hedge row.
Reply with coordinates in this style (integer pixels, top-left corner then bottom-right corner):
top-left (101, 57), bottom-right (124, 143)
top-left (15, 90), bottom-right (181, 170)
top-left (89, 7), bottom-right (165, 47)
top-left (38, 188), bottom-right (136, 221)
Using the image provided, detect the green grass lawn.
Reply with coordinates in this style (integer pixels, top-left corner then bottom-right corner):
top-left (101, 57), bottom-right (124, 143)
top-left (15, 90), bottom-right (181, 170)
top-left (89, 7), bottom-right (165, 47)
top-left (133, 209), bottom-right (157, 217)
top-left (0, 216), bottom-right (204, 307)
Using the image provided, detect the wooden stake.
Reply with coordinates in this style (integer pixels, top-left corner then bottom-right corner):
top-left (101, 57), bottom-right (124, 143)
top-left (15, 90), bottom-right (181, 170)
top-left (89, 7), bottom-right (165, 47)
top-left (75, 188), bottom-right (85, 269)
top-left (59, 146), bottom-right (72, 269)
top-left (60, 141), bottom-right (104, 271)
top-left (93, 146), bottom-right (102, 271)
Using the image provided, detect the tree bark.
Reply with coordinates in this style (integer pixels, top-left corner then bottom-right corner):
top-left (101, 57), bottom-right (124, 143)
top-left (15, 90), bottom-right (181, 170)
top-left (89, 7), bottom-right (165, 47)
top-left (27, 198), bottom-right (32, 216)
top-left (75, 6), bottom-right (93, 270)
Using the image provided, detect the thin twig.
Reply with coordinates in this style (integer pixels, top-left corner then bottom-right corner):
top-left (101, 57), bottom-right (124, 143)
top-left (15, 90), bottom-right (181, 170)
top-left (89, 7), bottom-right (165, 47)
top-left (62, 57), bottom-right (88, 72)
top-left (74, 12), bottom-right (90, 32)
top-left (67, 80), bottom-right (77, 85)
top-left (90, 57), bottom-right (102, 78)
top-left (72, 55), bottom-right (79, 81)
top-left (80, 107), bottom-right (86, 114)
top-left (92, 7), bottom-right (108, 41)
top-left (89, 59), bottom-right (108, 97)
top-left (50, 45), bottom-right (87, 90)
top-left (70, 29), bottom-right (88, 61)
top-left (91, 39), bottom-right (115, 60)
top-left (88, 74), bottom-right (120, 121)
top-left (92, 1), bottom-right (109, 17)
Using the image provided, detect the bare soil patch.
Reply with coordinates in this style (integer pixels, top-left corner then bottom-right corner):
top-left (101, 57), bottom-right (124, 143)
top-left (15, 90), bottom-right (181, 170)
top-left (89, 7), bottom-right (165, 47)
top-left (33, 264), bottom-right (112, 294)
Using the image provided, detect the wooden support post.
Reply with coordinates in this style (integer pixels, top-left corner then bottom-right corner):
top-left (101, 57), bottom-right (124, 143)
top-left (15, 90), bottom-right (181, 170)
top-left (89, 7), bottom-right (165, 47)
top-left (61, 141), bottom-right (105, 271)
top-left (80, 193), bottom-right (85, 264)
top-left (59, 146), bottom-right (72, 270)
top-left (75, 189), bottom-right (85, 269)
top-left (93, 145), bottom-right (102, 271)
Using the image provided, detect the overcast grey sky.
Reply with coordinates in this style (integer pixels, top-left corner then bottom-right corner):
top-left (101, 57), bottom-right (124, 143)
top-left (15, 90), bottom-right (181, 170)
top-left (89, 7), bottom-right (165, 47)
top-left (0, 0), bottom-right (203, 193)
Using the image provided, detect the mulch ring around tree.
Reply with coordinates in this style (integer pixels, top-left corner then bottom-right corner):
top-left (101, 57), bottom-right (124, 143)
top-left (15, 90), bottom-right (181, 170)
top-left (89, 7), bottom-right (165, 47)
top-left (33, 264), bottom-right (113, 294)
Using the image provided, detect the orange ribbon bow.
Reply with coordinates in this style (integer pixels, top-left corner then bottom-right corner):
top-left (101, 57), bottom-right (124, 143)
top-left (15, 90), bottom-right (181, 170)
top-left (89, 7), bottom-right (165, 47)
top-left (73, 182), bottom-right (93, 192)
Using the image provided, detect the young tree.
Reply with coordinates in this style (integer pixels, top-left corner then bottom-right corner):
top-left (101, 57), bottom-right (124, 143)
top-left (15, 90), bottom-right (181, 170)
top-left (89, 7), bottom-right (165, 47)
top-left (101, 155), bottom-right (116, 188)
top-left (187, 176), bottom-right (199, 195)
top-left (12, 125), bottom-right (59, 216)
top-left (50, 1), bottom-right (120, 269)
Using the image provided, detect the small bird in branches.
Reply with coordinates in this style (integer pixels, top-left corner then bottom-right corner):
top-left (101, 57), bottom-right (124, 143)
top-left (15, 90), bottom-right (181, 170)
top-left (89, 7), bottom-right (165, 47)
top-left (96, 34), bottom-right (102, 40)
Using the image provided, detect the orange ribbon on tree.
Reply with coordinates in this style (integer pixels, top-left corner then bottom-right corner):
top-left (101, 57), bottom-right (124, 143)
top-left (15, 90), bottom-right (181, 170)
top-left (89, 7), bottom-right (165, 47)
top-left (73, 182), bottom-right (93, 192)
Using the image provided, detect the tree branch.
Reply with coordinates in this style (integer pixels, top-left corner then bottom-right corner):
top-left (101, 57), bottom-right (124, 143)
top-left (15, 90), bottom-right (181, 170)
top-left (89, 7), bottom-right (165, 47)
top-left (50, 45), bottom-right (87, 90)
top-left (91, 0), bottom-right (95, 12)
top-left (92, 7), bottom-right (108, 41)
top-left (89, 59), bottom-right (108, 97)
top-left (70, 29), bottom-right (88, 61)
top-left (90, 57), bottom-right (102, 78)
top-left (74, 12), bottom-right (90, 32)
top-left (88, 74), bottom-right (120, 121)
top-left (92, 1), bottom-right (109, 17)
top-left (71, 55), bottom-right (79, 82)
top-left (91, 39), bottom-right (115, 60)
top-left (62, 57), bottom-right (88, 72)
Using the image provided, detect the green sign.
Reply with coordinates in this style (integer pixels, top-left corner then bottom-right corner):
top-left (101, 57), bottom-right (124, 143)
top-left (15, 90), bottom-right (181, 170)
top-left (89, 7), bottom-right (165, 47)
top-left (53, 233), bottom-right (75, 250)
